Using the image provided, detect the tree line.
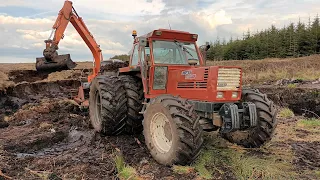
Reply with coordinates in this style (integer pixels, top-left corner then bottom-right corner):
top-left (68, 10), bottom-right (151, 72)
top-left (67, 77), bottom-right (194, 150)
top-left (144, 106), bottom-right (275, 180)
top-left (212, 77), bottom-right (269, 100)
top-left (110, 15), bottom-right (320, 61)
top-left (207, 15), bottom-right (320, 60)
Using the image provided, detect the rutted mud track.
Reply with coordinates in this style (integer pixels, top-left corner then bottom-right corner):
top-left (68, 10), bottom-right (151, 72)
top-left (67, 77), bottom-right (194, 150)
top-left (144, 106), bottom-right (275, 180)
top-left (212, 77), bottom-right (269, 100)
top-left (0, 70), bottom-right (196, 179)
top-left (0, 70), bottom-right (320, 179)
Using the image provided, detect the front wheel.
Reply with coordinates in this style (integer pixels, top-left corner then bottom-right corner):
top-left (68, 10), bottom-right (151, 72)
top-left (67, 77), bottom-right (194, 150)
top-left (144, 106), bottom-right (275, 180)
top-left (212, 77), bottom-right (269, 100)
top-left (221, 89), bottom-right (278, 148)
top-left (143, 95), bottom-right (204, 166)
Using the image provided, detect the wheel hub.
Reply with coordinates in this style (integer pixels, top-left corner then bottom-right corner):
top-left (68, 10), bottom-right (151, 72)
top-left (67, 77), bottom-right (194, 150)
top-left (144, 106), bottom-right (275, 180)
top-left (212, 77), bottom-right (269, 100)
top-left (150, 112), bottom-right (173, 153)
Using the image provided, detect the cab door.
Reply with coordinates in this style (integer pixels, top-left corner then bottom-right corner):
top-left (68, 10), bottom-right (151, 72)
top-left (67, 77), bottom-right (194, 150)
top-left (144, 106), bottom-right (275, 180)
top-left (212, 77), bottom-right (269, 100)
top-left (139, 46), bottom-right (149, 94)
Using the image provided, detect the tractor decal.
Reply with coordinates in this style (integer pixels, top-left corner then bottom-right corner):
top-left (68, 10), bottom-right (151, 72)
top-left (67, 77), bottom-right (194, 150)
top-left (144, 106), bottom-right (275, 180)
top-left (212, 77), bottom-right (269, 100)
top-left (181, 70), bottom-right (196, 79)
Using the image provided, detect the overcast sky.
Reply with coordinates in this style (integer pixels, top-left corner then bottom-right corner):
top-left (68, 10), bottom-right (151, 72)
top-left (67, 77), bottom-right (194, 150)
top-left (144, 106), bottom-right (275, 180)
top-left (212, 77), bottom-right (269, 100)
top-left (0, 0), bottom-right (319, 63)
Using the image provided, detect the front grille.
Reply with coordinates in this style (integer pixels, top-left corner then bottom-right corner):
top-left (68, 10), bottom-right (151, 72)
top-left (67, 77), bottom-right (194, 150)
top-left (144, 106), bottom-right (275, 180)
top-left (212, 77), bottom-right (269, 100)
top-left (177, 82), bottom-right (207, 89)
top-left (177, 68), bottom-right (209, 89)
top-left (177, 82), bottom-right (194, 88)
top-left (217, 68), bottom-right (241, 90)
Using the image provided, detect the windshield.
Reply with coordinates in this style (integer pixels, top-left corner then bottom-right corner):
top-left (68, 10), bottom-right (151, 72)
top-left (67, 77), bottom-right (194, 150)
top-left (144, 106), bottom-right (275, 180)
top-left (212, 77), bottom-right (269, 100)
top-left (152, 40), bottom-right (199, 65)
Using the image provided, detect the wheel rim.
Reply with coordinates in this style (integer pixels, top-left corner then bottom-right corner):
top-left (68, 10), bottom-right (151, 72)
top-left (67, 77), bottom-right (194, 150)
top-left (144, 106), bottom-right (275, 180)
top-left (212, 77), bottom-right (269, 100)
top-left (150, 112), bottom-right (173, 153)
top-left (92, 90), bottom-right (102, 129)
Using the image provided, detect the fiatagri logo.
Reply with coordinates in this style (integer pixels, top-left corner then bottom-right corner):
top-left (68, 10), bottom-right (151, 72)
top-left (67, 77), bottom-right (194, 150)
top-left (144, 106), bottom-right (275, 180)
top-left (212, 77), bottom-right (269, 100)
top-left (181, 70), bottom-right (196, 80)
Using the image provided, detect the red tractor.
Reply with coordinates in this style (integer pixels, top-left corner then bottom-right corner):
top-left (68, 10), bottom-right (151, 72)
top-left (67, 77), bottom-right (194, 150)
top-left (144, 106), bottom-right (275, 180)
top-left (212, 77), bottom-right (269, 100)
top-left (88, 29), bottom-right (278, 165)
top-left (39, 1), bottom-right (277, 166)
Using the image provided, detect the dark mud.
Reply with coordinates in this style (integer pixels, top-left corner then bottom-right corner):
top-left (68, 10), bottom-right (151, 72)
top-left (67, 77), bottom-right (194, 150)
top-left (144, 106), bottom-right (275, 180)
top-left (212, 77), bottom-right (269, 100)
top-left (0, 97), bottom-right (195, 179)
top-left (0, 70), bottom-right (197, 179)
top-left (256, 86), bottom-right (320, 117)
top-left (100, 60), bottom-right (129, 73)
top-left (8, 70), bottom-right (49, 83)
top-left (292, 141), bottom-right (320, 170)
top-left (1, 69), bottom-right (319, 179)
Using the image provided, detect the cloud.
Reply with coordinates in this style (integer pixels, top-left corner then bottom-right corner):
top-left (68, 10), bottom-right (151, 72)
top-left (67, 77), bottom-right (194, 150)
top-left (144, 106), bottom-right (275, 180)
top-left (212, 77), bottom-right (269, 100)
top-left (0, 15), bottom-right (53, 25)
top-left (0, 0), bottom-right (319, 63)
top-left (192, 10), bottom-right (232, 29)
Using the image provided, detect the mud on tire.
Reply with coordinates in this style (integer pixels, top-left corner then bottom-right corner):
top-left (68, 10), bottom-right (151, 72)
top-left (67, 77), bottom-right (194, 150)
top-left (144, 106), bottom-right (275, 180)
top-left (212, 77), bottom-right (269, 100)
top-left (89, 75), bottom-right (128, 135)
top-left (119, 75), bottom-right (144, 134)
top-left (143, 95), bottom-right (204, 166)
top-left (221, 89), bottom-right (278, 148)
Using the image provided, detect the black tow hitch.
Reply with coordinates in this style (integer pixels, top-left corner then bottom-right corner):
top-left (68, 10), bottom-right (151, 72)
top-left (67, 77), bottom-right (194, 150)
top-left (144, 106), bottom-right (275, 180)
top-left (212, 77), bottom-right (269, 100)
top-left (219, 102), bottom-right (258, 133)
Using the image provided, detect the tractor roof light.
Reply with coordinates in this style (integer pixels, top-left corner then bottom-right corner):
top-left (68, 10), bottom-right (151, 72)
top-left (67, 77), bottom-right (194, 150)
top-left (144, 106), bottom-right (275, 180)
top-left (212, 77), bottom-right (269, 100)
top-left (132, 30), bottom-right (137, 38)
top-left (155, 30), bottom-right (162, 36)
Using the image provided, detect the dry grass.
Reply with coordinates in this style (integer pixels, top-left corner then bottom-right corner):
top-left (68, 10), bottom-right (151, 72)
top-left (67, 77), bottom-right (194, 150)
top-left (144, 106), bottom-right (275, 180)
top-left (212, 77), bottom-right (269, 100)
top-left (0, 71), bottom-right (14, 90)
top-left (297, 118), bottom-right (320, 128)
top-left (193, 114), bottom-right (320, 179)
top-left (1, 55), bottom-right (320, 86)
top-left (193, 134), bottom-right (295, 180)
top-left (45, 70), bottom-right (79, 81)
top-left (172, 165), bottom-right (195, 175)
top-left (114, 154), bottom-right (140, 180)
top-left (208, 55), bottom-right (320, 85)
top-left (279, 108), bottom-right (295, 118)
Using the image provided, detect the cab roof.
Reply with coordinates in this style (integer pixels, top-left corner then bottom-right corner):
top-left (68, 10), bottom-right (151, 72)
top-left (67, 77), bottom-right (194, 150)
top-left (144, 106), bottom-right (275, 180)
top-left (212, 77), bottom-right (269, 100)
top-left (137, 29), bottom-right (198, 42)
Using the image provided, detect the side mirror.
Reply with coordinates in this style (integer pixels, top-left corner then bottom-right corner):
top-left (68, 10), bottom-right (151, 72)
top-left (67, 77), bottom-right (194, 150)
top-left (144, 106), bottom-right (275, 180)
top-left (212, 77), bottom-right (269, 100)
top-left (205, 42), bottom-right (210, 51)
top-left (203, 42), bottom-right (210, 66)
top-left (139, 37), bottom-right (147, 47)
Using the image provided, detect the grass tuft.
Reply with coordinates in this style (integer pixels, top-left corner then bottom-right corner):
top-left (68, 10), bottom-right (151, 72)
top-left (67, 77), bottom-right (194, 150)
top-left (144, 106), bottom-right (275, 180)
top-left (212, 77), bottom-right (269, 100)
top-left (287, 84), bottom-right (297, 88)
top-left (193, 150), bottom-right (215, 179)
top-left (279, 108), bottom-right (295, 118)
top-left (114, 154), bottom-right (138, 180)
top-left (172, 165), bottom-right (194, 175)
top-left (315, 170), bottom-right (320, 178)
top-left (193, 136), bottom-right (295, 180)
top-left (297, 118), bottom-right (320, 128)
top-left (230, 152), bottom-right (294, 180)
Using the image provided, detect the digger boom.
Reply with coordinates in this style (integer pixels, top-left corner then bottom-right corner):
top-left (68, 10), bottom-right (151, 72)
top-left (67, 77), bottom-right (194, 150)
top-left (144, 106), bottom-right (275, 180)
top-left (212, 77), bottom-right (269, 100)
top-left (38, 0), bottom-right (102, 82)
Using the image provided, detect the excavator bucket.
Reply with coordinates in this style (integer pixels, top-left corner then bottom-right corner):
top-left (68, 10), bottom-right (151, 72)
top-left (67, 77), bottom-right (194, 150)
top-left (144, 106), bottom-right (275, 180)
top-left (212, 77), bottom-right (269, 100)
top-left (36, 54), bottom-right (77, 72)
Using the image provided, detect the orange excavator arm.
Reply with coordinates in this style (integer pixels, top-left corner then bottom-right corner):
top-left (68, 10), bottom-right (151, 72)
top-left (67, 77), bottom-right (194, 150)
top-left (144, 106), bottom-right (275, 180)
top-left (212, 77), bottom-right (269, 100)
top-left (42, 0), bottom-right (102, 82)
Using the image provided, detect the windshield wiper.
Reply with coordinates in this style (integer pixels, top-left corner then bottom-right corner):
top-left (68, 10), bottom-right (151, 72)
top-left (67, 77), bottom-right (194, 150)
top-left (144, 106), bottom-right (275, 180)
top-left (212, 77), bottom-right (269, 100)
top-left (174, 40), bottom-right (194, 58)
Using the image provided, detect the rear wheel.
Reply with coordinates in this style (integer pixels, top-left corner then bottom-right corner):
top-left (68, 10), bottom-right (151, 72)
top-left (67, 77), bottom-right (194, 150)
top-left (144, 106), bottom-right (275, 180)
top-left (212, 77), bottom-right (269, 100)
top-left (89, 75), bottom-right (128, 135)
top-left (221, 89), bottom-right (278, 148)
top-left (143, 95), bottom-right (204, 165)
top-left (119, 75), bottom-right (144, 134)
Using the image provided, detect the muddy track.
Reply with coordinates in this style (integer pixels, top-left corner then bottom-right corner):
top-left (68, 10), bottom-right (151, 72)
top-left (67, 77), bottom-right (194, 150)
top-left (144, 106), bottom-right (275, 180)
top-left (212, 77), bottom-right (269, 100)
top-left (0, 70), bottom-right (196, 179)
top-left (1, 69), bottom-right (319, 179)
top-left (292, 141), bottom-right (320, 170)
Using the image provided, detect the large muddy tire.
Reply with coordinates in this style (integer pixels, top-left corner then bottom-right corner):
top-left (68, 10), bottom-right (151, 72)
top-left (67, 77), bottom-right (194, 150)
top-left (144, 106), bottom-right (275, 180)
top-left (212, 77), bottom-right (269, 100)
top-left (89, 75), bottom-right (128, 136)
top-left (143, 95), bottom-right (204, 166)
top-left (119, 75), bottom-right (144, 134)
top-left (221, 89), bottom-right (278, 148)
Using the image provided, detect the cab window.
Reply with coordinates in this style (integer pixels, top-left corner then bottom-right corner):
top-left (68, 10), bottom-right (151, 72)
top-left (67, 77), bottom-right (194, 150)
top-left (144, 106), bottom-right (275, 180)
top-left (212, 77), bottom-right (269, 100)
top-left (131, 45), bottom-right (139, 66)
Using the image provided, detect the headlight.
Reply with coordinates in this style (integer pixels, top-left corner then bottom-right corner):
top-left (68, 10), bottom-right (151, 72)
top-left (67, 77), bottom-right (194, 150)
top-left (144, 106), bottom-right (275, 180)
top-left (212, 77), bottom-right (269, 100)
top-left (232, 92), bottom-right (238, 98)
top-left (217, 92), bottom-right (224, 99)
